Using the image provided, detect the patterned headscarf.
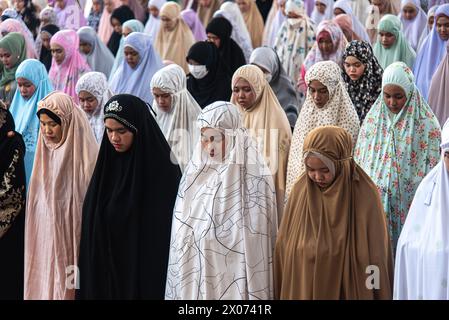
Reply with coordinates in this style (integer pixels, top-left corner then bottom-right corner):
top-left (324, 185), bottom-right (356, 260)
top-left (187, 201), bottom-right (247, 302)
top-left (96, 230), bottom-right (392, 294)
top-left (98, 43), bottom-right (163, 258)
top-left (355, 62), bottom-right (441, 251)
top-left (342, 40), bottom-right (383, 122)
top-left (286, 60), bottom-right (360, 198)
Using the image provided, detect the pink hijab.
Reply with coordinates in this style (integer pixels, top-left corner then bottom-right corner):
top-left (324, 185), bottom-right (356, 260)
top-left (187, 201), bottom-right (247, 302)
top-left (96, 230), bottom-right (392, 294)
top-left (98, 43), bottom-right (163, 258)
top-left (24, 91), bottom-right (98, 300)
top-left (122, 0), bottom-right (146, 22)
top-left (49, 30), bottom-right (91, 103)
top-left (0, 19), bottom-right (37, 58)
top-left (98, 0), bottom-right (120, 44)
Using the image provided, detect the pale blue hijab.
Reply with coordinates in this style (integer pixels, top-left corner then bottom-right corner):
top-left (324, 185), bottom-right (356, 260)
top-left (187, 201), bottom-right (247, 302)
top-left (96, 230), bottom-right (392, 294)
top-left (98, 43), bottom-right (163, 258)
top-left (110, 32), bottom-right (164, 104)
top-left (109, 19), bottom-right (144, 81)
top-left (9, 59), bottom-right (53, 184)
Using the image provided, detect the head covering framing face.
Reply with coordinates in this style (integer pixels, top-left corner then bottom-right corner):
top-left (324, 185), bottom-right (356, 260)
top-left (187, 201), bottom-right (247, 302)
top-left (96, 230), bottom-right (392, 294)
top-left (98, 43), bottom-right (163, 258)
top-left (165, 101), bottom-right (278, 300)
top-left (394, 118), bottom-right (449, 300)
top-left (355, 61), bottom-right (441, 251)
top-left (0, 32), bottom-right (27, 87)
top-left (24, 91), bottom-right (98, 300)
top-left (373, 14), bottom-right (416, 70)
top-left (49, 29), bottom-right (91, 103)
top-left (150, 64), bottom-right (202, 172)
top-left (0, 16), bottom-right (37, 58)
top-left (75, 71), bottom-right (113, 143)
top-left (9, 59), bottom-right (53, 183)
top-left (428, 41), bottom-right (449, 126)
top-left (110, 32), bottom-right (164, 104)
top-left (399, 0), bottom-right (428, 51)
top-left (76, 94), bottom-right (181, 299)
top-left (231, 64), bottom-right (292, 222)
top-left (77, 26), bottom-right (115, 78)
top-left (275, 125), bottom-right (393, 300)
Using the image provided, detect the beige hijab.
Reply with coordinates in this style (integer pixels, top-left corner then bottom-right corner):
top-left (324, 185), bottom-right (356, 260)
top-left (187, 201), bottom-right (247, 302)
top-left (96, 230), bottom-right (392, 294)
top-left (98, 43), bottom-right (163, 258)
top-left (275, 126), bottom-right (393, 299)
top-left (231, 64), bottom-right (292, 222)
top-left (285, 61), bottom-right (360, 199)
top-left (24, 92), bottom-right (98, 300)
top-left (154, 2), bottom-right (195, 73)
top-left (240, 0), bottom-right (264, 48)
top-left (197, 0), bottom-right (223, 28)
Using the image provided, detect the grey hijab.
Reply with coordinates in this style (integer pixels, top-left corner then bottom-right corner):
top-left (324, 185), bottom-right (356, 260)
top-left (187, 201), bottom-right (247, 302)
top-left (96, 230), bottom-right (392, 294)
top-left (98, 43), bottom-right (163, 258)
top-left (250, 46), bottom-right (299, 128)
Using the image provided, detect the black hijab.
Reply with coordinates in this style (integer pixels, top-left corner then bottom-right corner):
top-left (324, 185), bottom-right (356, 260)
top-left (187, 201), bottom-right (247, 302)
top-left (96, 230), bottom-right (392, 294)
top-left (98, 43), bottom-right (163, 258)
top-left (206, 17), bottom-right (246, 78)
top-left (76, 94), bottom-right (181, 300)
top-left (186, 41), bottom-right (231, 108)
top-left (0, 108), bottom-right (26, 300)
top-left (39, 24), bottom-right (59, 72)
top-left (107, 5), bottom-right (135, 56)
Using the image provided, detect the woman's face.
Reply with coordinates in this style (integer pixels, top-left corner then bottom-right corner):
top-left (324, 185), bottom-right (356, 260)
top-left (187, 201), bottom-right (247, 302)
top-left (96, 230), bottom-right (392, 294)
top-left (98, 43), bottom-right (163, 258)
top-left (372, 0), bottom-right (386, 14)
top-left (444, 150), bottom-right (449, 173)
top-left (200, 127), bottom-right (226, 162)
top-left (308, 80), bottom-right (329, 108)
top-left (39, 113), bottom-right (63, 144)
top-left (161, 16), bottom-right (177, 31)
top-left (207, 32), bottom-right (221, 48)
top-left (305, 156), bottom-right (334, 189)
top-left (318, 33), bottom-right (334, 56)
top-left (92, 0), bottom-right (103, 13)
top-left (402, 4), bottom-right (418, 21)
top-left (383, 84), bottom-right (407, 114)
top-left (17, 77), bottom-right (36, 100)
top-left (0, 47), bottom-right (17, 69)
top-left (79, 41), bottom-right (92, 55)
top-left (236, 0), bottom-right (250, 13)
top-left (105, 118), bottom-right (134, 152)
top-left (436, 15), bottom-right (449, 41)
top-left (50, 43), bottom-right (65, 65)
top-left (55, 0), bottom-right (66, 10)
top-left (41, 31), bottom-right (52, 50)
top-left (15, 0), bottom-right (26, 11)
top-left (105, 0), bottom-right (114, 13)
top-left (124, 46), bottom-right (140, 69)
top-left (149, 5), bottom-right (159, 18)
top-left (344, 56), bottom-right (366, 81)
top-left (78, 90), bottom-right (99, 114)
top-left (122, 26), bottom-right (133, 37)
top-left (428, 15), bottom-right (435, 29)
top-left (152, 87), bottom-right (172, 113)
top-left (111, 17), bottom-right (123, 34)
top-left (379, 31), bottom-right (396, 49)
top-left (334, 7), bottom-right (345, 16)
top-left (232, 78), bottom-right (256, 110)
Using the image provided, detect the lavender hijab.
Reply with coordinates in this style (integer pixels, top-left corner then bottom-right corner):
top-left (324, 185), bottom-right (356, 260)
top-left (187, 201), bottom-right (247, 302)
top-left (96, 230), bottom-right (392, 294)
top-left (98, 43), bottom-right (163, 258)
top-left (181, 9), bottom-right (207, 41)
top-left (413, 3), bottom-right (449, 100)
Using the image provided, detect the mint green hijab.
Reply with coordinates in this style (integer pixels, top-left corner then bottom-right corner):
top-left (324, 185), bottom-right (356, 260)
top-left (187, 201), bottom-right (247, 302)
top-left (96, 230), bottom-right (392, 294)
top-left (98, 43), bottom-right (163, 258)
top-left (0, 32), bottom-right (27, 87)
top-left (373, 15), bottom-right (416, 70)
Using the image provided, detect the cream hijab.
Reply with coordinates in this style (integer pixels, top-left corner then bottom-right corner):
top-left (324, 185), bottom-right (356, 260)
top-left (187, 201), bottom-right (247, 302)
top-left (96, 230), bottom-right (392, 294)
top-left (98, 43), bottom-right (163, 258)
top-left (285, 60), bottom-right (360, 198)
top-left (154, 2), bottom-right (195, 73)
top-left (240, 0), bottom-right (265, 48)
top-left (231, 64), bottom-right (292, 222)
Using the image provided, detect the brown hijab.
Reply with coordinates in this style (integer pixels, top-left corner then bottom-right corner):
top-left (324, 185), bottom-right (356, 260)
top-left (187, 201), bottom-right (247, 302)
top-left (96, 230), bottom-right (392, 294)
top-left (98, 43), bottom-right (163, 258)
top-left (274, 126), bottom-right (393, 300)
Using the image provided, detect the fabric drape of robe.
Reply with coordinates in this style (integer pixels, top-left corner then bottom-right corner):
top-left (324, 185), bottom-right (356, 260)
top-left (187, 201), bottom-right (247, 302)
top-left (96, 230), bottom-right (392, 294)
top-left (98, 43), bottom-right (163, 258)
top-left (231, 64), bottom-right (292, 223)
top-left (76, 94), bottom-right (181, 299)
top-left (24, 91), bottom-right (99, 300)
top-left (0, 108), bottom-right (26, 300)
top-left (394, 118), bottom-right (449, 300)
top-left (150, 64), bottom-right (201, 172)
top-left (286, 61), bottom-right (360, 198)
top-left (373, 14), bottom-right (416, 70)
top-left (49, 30), bottom-right (92, 103)
top-left (75, 71), bottom-right (113, 143)
top-left (165, 101), bottom-right (278, 300)
top-left (354, 62), bottom-right (441, 251)
top-left (273, 0), bottom-right (316, 87)
top-left (154, 2), bottom-right (195, 73)
top-left (275, 126), bottom-right (393, 300)
top-left (77, 26), bottom-right (115, 78)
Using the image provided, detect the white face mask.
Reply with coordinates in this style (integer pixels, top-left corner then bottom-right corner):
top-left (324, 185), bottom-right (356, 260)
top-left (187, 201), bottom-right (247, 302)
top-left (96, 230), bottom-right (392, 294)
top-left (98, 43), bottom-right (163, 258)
top-left (265, 72), bottom-right (272, 83)
top-left (188, 64), bottom-right (209, 79)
